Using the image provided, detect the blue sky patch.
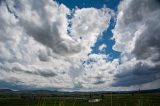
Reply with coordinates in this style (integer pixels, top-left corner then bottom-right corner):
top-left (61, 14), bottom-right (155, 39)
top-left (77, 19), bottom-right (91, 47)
top-left (56, 0), bottom-right (121, 60)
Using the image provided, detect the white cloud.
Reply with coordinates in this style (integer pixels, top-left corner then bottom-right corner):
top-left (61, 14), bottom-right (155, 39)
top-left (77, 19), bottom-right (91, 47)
top-left (0, 0), bottom-right (159, 91)
top-left (71, 7), bottom-right (111, 55)
top-left (0, 0), bottom-right (112, 90)
top-left (99, 44), bottom-right (107, 51)
top-left (74, 53), bottom-right (119, 90)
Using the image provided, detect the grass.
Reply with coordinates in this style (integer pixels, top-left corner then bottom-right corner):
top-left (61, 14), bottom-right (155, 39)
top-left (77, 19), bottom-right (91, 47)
top-left (0, 93), bottom-right (160, 106)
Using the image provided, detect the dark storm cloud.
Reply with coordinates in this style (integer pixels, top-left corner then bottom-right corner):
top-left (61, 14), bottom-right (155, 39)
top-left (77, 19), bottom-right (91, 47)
top-left (112, 0), bottom-right (160, 88)
top-left (133, 21), bottom-right (160, 62)
top-left (113, 62), bottom-right (160, 87)
top-left (125, 0), bottom-right (160, 62)
top-left (130, 0), bottom-right (160, 87)
top-left (112, 74), bottom-right (159, 87)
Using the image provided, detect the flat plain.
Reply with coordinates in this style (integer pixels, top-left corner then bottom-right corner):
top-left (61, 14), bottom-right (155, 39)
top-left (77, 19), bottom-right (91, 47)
top-left (0, 91), bottom-right (160, 106)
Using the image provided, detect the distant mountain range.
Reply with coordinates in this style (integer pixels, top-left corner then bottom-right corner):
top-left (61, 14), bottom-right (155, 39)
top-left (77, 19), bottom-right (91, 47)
top-left (0, 88), bottom-right (160, 96)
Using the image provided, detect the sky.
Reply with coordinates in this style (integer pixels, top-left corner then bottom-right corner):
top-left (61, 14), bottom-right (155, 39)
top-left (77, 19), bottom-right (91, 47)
top-left (0, 0), bottom-right (160, 91)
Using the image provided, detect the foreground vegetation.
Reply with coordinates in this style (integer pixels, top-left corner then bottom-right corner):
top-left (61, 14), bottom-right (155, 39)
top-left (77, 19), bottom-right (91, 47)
top-left (0, 91), bottom-right (160, 106)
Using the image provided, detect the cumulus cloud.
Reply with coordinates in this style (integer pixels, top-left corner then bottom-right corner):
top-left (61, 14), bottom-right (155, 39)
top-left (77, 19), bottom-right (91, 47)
top-left (74, 53), bottom-right (119, 90)
top-left (9, 0), bottom-right (81, 56)
top-left (99, 44), bottom-right (107, 51)
top-left (71, 7), bottom-right (111, 55)
top-left (112, 0), bottom-right (160, 87)
top-left (0, 0), bottom-right (159, 91)
top-left (0, 0), bottom-right (112, 90)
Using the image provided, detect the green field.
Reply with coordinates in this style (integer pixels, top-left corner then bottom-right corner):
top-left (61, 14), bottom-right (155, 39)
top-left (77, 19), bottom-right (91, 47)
top-left (0, 93), bottom-right (160, 106)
